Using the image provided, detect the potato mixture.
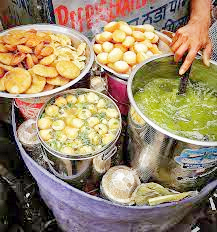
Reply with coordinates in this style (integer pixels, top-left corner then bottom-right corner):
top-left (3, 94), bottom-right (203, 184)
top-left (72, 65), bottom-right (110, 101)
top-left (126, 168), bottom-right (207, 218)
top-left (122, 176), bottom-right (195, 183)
top-left (94, 21), bottom-right (162, 75)
top-left (38, 91), bottom-right (121, 155)
top-left (0, 29), bottom-right (87, 94)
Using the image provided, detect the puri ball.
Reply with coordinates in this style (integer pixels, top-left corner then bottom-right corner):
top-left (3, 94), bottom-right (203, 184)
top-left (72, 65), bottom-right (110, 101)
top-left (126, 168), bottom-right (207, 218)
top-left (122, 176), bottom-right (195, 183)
top-left (102, 42), bottom-right (114, 53)
top-left (134, 43), bottom-right (148, 53)
top-left (96, 52), bottom-right (109, 64)
top-left (113, 61), bottom-right (129, 74)
top-left (119, 24), bottom-right (133, 35)
top-left (123, 51), bottom-right (136, 65)
top-left (132, 31), bottom-right (145, 42)
top-left (144, 32), bottom-right (155, 40)
top-left (108, 48), bottom-right (123, 63)
top-left (100, 31), bottom-right (113, 42)
top-left (122, 36), bottom-right (135, 48)
top-left (104, 21), bottom-right (119, 32)
top-left (93, 44), bottom-right (103, 54)
top-left (136, 52), bottom-right (148, 64)
top-left (112, 30), bottom-right (126, 43)
top-left (114, 44), bottom-right (128, 53)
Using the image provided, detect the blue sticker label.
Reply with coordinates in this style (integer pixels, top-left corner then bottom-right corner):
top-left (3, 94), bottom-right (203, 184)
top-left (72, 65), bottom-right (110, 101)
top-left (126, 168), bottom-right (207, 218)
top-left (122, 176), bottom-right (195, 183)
top-left (175, 147), bottom-right (217, 170)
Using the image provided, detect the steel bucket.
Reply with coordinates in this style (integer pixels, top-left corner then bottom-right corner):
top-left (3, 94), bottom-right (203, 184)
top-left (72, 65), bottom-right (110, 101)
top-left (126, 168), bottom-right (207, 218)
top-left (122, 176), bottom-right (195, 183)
top-left (12, 102), bottom-right (217, 232)
top-left (127, 54), bottom-right (217, 191)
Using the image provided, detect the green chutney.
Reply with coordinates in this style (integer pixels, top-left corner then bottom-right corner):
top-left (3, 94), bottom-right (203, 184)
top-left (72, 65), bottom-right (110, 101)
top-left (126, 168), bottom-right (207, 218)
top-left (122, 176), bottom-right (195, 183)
top-left (134, 78), bottom-right (217, 141)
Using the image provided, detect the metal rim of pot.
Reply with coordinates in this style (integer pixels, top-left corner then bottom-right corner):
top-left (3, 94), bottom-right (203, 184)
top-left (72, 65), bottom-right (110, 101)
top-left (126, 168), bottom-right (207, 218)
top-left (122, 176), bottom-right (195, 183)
top-left (0, 24), bottom-right (94, 99)
top-left (36, 88), bottom-right (122, 161)
top-left (12, 102), bottom-right (217, 209)
top-left (127, 53), bottom-right (217, 147)
top-left (92, 30), bottom-right (172, 81)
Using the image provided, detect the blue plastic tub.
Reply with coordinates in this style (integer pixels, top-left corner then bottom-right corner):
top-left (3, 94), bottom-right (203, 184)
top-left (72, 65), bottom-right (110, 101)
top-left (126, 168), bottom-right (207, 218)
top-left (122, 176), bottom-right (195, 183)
top-left (12, 103), bottom-right (217, 232)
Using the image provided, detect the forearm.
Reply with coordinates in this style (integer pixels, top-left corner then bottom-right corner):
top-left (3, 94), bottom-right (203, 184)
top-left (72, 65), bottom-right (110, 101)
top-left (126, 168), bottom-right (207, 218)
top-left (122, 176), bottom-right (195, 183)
top-left (190, 0), bottom-right (211, 25)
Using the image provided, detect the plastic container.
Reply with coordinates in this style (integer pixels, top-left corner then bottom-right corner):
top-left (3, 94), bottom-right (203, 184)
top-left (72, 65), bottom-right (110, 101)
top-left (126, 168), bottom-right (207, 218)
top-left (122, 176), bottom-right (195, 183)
top-left (12, 102), bottom-right (217, 232)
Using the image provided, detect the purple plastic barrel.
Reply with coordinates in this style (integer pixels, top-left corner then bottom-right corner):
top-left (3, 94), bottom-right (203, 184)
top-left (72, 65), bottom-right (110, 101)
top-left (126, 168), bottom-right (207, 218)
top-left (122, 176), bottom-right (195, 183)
top-left (12, 103), bottom-right (217, 232)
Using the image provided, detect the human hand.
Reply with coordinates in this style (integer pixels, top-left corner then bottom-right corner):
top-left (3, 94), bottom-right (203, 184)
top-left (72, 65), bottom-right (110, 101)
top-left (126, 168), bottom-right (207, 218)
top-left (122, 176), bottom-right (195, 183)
top-left (171, 19), bottom-right (212, 75)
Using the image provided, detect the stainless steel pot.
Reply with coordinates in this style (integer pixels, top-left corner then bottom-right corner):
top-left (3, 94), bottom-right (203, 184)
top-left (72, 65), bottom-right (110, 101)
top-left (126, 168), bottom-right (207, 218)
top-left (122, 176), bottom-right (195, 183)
top-left (127, 54), bottom-right (217, 192)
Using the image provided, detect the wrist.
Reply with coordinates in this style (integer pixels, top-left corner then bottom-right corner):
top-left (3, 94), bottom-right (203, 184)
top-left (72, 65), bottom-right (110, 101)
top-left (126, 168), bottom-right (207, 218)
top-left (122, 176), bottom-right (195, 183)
top-left (189, 15), bottom-right (210, 28)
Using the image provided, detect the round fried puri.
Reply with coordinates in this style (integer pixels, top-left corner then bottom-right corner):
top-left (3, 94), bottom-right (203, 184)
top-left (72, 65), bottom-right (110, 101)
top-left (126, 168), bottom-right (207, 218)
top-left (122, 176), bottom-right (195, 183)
top-left (4, 68), bottom-right (32, 94)
top-left (46, 75), bottom-right (70, 86)
top-left (32, 64), bottom-right (58, 77)
top-left (56, 60), bottom-right (80, 79)
top-left (25, 71), bottom-right (46, 94)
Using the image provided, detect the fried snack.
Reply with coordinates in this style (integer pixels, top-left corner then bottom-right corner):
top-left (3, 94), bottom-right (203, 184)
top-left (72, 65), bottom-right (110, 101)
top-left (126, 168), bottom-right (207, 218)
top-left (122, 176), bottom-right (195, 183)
top-left (0, 63), bottom-right (14, 71)
top-left (93, 44), bottom-right (103, 54)
top-left (56, 60), bottom-right (80, 79)
top-left (0, 76), bottom-right (6, 91)
top-left (114, 44), bottom-right (128, 53)
top-left (31, 54), bottom-right (39, 64)
top-left (112, 30), bottom-right (126, 43)
top-left (0, 44), bottom-right (8, 53)
top-left (113, 61), bottom-right (129, 73)
top-left (34, 42), bottom-right (44, 56)
top-left (42, 35), bottom-right (52, 44)
top-left (96, 52), bottom-right (109, 64)
top-left (123, 51), bottom-right (136, 65)
top-left (17, 45), bottom-right (33, 53)
top-left (104, 21), bottom-right (119, 32)
top-left (134, 43), bottom-right (148, 53)
top-left (0, 67), bottom-right (4, 78)
top-left (26, 54), bottom-right (34, 69)
top-left (0, 53), bottom-right (13, 65)
top-left (144, 32), bottom-right (155, 40)
top-left (102, 42), bottom-right (114, 53)
top-left (25, 71), bottom-right (46, 94)
top-left (32, 64), bottom-right (58, 77)
top-left (122, 36), bottom-right (135, 48)
top-left (132, 31), bottom-right (145, 42)
top-left (4, 45), bottom-right (16, 52)
top-left (43, 83), bottom-right (55, 91)
top-left (77, 43), bottom-right (86, 56)
top-left (108, 48), bottom-right (123, 63)
top-left (40, 54), bottom-right (56, 65)
top-left (4, 68), bottom-right (31, 94)
top-left (40, 46), bottom-right (54, 57)
top-left (26, 37), bottom-right (41, 47)
top-left (136, 52), bottom-right (148, 63)
top-left (10, 53), bottom-right (26, 66)
top-left (3, 34), bottom-right (28, 45)
top-left (100, 31), bottom-right (113, 42)
top-left (119, 24), bottom-right (133, 35)
top-left (149, 44), bottom-right (161, 54)
top-left (46, 76), bottom-right (70, 86)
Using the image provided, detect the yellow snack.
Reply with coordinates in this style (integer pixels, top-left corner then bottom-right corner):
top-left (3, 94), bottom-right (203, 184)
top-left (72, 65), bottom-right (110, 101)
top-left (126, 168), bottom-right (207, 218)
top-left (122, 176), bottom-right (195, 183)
top-left (132, 31), bottom-right (145, 42)
top-left (100, 31), bottom-right (113, 42)
top-left (119, 24), bottom-right (133, 35)
top-left (134, 43), bottom-right (148, 54)
top-left (40, 54), bottom-right (56, 65)
top-left (46, 75), bottom-right (70, 86)
top-left (151, 34), bottom-right (159, 44)
top-left (113, 61), bottom-right (129, 74)
top-left (104, 22), bottom-right (119, 32)
top-left (25, 71), bottom-right (46, 94)
top-left (95, 34), bottom-right (104, 44)
top-left (43, 83), bottom-right (55, 91)
top-left (10, 53), bottom-right (26, 66)
top-left (4, 68), bottom-right (32, 94)
top-left (40, 46), bottom-right (54, 57)
top-left (123, 51), bottom-right (136, 65)
top-left (93, 44), bottom-right (103, 54)
top-left (112, 30), bottom-right (126, 43)
top-left (136, 52), bottom-right (148, 64)
top-left (0, 63), bottom-right (14, 71)
top-left (39, 129), bottom-right (53, 141)
top-left (102, 42), bottom-right (114, 53)
top-left (144, 32), bottom-right (155, 40)
top-left (32, 64), bottom-right (58, 77)
top-left (56, 60), bottom-right (80, 79)
top-left (17, 45), bottom-right (33, 53)
top-left (55, 97), bottom-right (67, 107)
top-left (114, 44), bottom-right (128, 53)
top-left (38, 118), bottom-right (52, 130)
top-left (96, 52), bottom-right (109, 65)
top-left (0, 76), bottom-right (6, 91)
top-left (108, 48), bottom-right (123, 63)
top-left (0, 44), bottom-right (9, 53)
top-left (26, 54), bottom-right (34, 69)
top-left (0, 53), bottom-right (13, 65)
top-left (122, 36), bottom-right (135, 48)
top-left (149, 44), bottom-right (161, 54)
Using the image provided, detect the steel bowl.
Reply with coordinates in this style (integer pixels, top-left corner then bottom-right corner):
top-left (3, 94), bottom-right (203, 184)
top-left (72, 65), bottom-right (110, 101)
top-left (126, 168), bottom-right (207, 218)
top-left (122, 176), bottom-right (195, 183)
top-left (36, 88), bottom-right (122, 160)
top-left (92, 31), bottom-right (172, 81)
top-left (0, 24), bottom-right (94, 99)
